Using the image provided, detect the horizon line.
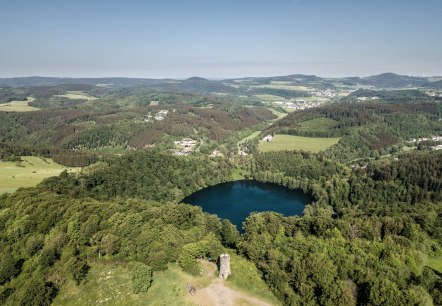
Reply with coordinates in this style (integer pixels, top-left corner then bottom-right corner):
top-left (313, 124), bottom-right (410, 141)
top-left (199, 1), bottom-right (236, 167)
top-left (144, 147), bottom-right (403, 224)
top-left (0, 71), bottom-right (441, 80)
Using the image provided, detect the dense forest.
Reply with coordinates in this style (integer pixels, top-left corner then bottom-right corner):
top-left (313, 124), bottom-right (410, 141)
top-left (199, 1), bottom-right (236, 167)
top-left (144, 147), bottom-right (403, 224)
top-left (1, 148), bottom-right (440, 305)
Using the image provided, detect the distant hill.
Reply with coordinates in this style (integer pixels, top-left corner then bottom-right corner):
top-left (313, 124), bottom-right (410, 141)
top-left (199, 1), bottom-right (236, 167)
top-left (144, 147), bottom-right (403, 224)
top-left (422, 80), bottom-right (442, 89)
top-left (225, 74), bottom-right (324, 86)
top-left (0, 76), bottom-right (170, 87)
top-left (149, 77), bottom-right (240, 95)
top-left (0, 73), bottom-right (435, 92)
top-left (342, 88), bottom-right (433, 103)
top-left (342, 73), bottom-right (429, 88)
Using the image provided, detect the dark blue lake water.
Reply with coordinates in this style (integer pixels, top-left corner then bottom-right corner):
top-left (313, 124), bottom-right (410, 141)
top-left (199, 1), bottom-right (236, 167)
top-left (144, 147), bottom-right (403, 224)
top-left (182, 180), bottom-right (311, 231)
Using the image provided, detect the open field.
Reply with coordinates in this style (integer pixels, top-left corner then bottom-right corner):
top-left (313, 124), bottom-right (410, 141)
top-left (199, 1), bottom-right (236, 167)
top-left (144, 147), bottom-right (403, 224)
top-left (268, 108), bottom-right (287, 120)
top-left (428, 255), bottom-right (442, 273)
top-left (237, 130), bottom-right (261, 154)
top-left (258, 83), bottom-right (312, 91)
top-left (149, 100), bottom-right (159, 106)
top-left (0, 97), bottom-right (39, 112)
top-left (254, 94), bottom-right (285, 102)
top-left (54, 257), bottom-right (280, 306)
top-left (298, 117), bottom-right (338, 133)
top-left (259, 134), bottom-right (341, 153)
top-left (238, 131), bottom-right (261, 145)
top-left (0, 156), bottom-right (77, 194)
top-left (55, 91), bottom-right (98, 100)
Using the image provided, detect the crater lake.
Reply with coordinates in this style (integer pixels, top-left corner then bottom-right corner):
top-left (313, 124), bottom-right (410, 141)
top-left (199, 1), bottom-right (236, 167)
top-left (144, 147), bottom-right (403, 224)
top-left (182, 180), bottom-right (312, 231)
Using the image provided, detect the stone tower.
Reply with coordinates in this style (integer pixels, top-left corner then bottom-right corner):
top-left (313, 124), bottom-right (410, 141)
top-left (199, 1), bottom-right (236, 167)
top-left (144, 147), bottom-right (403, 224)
top-left (219, 253), bottom-right (231, 280)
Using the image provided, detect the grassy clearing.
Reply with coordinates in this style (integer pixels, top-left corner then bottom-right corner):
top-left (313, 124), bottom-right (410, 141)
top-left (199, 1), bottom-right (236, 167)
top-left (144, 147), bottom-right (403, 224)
top-left (238, 131), bottom-right (261, 145)
top-left (149, 100), bottom-right (159, 106)
top-left (428, 255), bottom-right (442, 273)
top-left (228, 254), bottom-right (282, 305)
top-left (298, 117), bottom-right (338, 133)
top-left (258, 84), bottom-right (311, 91)
top-left (0, 97), bottom-right (39, 112)
top-left (268, 108), bottom-right (287, 120)
top-left (258, 134), bottom-right (341, 153)
top-left (55, 91), bottom-right (98, 100)
top-left (231, 167), bottom-right (249, 180)
top-left (55, 258), bottom-right (279, 306)
top-left (53, 263), bottom-right (192, 306)
top-left (254, 94), bottom-right (285, 102)
top-left (0, 156), bottom-right (77, 194)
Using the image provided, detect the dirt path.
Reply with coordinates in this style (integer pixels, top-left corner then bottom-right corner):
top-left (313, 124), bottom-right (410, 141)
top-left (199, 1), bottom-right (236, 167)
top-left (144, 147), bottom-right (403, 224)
top-left (187, 261), bottom-right (274, 306)
top-left (190, 278), bottom-right (274, 306)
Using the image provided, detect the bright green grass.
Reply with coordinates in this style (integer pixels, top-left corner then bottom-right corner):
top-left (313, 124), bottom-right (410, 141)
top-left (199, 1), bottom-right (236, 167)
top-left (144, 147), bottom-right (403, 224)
top-left (0, 156), bottom-right (77, 194)
top-left (254, 94), bottom-right (285, 102)
top-left (54, 259), bottom-right (279, 306)
top-left (268, 108), bottom-right (288, 120)
top-left (259, 134), bottom-right (341, 153)
top-left (0, 97), bottom-right (39, 112)
top-left (428, 255), bottom-right (442, 273)
top-left (55, 91), bottom-right (98, 101)
top-left (53, 263), bottom-right (192, 306)
top-left (238, 131), bottom-right (261, 145)
top-left (298, 117), bottom-right (338, 133)
top-left (228, 253), bottom-right (282, 305)
top-left (257, 84), bottom-right (311, 91)
top-left (231, 167), bottom-right (250, 181)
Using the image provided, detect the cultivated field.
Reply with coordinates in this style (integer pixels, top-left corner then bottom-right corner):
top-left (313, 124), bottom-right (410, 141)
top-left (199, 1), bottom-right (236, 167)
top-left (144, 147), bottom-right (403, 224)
top-left (257, 83), bottom-right (312, 91)
top-left (253, 94), bottom-right (284, 102)
top-left (55, 91), bottom-right (98, 100)
top-left (0, 156), bottom-right (76, 194)
top-left (258, 134), bottom-right (341, 153)
top-left (0, 97), bottom-right (39, 112)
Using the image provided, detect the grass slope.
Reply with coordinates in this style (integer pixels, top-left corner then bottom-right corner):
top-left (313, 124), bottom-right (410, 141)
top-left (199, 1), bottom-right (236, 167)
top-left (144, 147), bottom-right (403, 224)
top-left (0, 97), bottom-right (39, 112)
top-left (428, 255), bottom-right (442, 273)
top-left (54, 263), bottom-right (192, 306)
top-left (0, 156), bottom-right (76, 194)
top-left (55, 91), bottom-right (98, 100)
top-left (258, 134), bottom-right (340, 153)
top-left (54, 256), bottom-right (280, 306)
top-left (228, 254), bottom-right (282, 305)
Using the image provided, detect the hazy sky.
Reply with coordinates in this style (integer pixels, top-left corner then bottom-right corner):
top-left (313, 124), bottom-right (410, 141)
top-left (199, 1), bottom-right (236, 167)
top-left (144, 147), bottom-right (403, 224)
top-left (1, 0), bottom-right (441, 78)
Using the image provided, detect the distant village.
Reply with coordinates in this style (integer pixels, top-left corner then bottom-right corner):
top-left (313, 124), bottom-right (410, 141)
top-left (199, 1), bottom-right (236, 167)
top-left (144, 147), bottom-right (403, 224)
top-left (408, 136), bottom-right (442, 150)
top-left (273, 99), bottom-right (324, 111)
top-left (173, 138), bottom-right (198, 156)
top-left (172, 138), bottom-right (224, 157)
top-left (143, 109), bottom-right (169, 122)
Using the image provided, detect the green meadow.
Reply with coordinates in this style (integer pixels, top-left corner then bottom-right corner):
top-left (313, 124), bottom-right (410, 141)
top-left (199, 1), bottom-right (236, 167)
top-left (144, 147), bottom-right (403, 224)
top-left (0, 97), bottom-right (39, 112)
top-left (428, 254), bottom-right (442, 273)
top-left (54, 256), bottom-right (280, 306)
top-left (0, 156), bottom-right (77, 194)
top-left (55, 91), bottom-right (98, 100)
top-left (259, 134), bottom-right (341, 153)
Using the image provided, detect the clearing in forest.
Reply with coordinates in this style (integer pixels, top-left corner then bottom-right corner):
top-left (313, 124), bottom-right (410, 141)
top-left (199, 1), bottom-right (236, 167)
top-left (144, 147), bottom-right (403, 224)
top-left (258, 134), bottom-right (340, 153)
top-left (53, 255), bottom-right (280, 306)
top-left (0, 156), bottom-right (77, 194)
top-left (55, 91), bottom-right (98, 100)
top-left (0, 97), bottom-right (39, 112)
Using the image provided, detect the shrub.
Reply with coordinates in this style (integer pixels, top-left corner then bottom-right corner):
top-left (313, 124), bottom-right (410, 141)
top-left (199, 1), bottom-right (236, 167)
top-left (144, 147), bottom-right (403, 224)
top-left (128, 262), bottom-right (153, 293)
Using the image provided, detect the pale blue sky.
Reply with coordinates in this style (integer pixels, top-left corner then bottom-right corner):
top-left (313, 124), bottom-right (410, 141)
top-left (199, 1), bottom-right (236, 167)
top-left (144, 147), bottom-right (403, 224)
top-left (0, 0), bottom-right (441, 78)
